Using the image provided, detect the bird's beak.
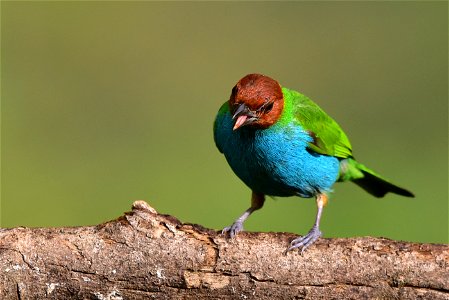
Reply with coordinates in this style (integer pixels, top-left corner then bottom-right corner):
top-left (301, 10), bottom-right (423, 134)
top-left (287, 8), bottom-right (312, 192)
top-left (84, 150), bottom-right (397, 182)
top-left (232, 103), bottom-right (258, 130)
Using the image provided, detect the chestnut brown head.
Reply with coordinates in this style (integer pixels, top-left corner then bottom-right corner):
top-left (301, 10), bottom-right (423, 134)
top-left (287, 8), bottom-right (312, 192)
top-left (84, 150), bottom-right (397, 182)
top-left (229, 74), bottom-right (284, 130)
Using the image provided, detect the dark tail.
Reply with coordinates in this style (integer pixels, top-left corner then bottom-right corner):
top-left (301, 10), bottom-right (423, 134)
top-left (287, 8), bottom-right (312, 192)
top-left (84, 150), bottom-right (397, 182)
top-left (353, 171), bottom-right (414, 198)
top-left (340, 158), bottom-right (414, 198)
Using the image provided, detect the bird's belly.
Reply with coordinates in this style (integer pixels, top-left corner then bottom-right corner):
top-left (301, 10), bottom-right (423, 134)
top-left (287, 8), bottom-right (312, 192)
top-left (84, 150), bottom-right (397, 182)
top-left (222, 125), bottom-right (340, 198)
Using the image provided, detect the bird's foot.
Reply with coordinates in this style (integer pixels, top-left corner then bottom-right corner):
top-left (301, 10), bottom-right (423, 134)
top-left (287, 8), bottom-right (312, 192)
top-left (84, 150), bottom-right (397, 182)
top-left (286, 226), bottom-right (322, 254)
top-left (222, 222), bottom-right (244, 238)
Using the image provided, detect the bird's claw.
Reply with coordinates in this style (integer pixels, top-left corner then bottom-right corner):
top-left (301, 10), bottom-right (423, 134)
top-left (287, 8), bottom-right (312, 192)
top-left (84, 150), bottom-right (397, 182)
top-left (222, 222), bottom-right (244, 238)
top-left (286, 226), bottom-right (322, 254)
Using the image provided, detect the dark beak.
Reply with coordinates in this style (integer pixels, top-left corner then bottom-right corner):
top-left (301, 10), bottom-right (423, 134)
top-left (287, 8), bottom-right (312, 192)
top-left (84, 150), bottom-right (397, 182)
top-left (232, 103), bottom-right (258, 130)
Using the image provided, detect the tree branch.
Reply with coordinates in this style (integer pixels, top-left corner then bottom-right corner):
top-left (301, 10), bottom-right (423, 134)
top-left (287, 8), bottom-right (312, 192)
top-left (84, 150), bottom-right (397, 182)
top-left (1, 201), bottom-right (448, 299)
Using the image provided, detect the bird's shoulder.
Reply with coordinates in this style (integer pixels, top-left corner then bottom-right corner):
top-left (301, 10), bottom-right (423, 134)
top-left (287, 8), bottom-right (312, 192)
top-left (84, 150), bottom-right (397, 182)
top-left (282, 87), bottom-right (353, 158)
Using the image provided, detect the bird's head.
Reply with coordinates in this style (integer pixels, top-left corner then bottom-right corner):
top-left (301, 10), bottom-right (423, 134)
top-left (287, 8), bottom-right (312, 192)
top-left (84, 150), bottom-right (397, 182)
top-left (229, 73), bottom-right (284, 130)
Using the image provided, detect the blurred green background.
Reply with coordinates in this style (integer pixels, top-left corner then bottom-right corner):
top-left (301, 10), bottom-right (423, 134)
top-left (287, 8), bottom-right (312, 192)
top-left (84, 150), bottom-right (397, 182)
top-left (2, 2), bottom-right (447, 244)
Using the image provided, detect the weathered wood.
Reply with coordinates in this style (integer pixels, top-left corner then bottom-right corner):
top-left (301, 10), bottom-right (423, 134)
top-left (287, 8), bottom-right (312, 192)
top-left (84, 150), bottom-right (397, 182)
top-left (1, 200), bottom-right (448, 299)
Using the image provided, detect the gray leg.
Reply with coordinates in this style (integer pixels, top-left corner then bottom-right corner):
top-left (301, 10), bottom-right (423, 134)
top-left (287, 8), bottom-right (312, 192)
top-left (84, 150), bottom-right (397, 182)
top-left (222, 191), bottom-right (265, 238)
top-left (287, 193), bottom-right (327, 254)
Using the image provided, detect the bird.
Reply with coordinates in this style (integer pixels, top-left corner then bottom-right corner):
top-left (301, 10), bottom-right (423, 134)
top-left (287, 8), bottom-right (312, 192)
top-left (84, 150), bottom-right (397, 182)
top-left (213, 73), bottom-right (414, 253)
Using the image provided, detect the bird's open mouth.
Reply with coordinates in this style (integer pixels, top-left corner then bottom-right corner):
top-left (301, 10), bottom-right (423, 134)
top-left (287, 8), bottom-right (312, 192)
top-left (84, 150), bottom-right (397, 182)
top-left (232, 103), bottom-right (258, 130)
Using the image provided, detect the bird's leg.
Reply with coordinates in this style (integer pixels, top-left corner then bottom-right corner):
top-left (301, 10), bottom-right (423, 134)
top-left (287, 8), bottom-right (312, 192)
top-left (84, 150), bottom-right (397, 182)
top-left (222, 191), bottom-right (265, 238)
top-left (287, 193), bottom-right (328, 254)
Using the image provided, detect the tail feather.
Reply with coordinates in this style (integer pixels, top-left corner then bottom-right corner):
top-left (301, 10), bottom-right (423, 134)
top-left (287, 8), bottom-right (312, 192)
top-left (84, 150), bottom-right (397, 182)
top-left (339, 158), bottom-right (414, 198)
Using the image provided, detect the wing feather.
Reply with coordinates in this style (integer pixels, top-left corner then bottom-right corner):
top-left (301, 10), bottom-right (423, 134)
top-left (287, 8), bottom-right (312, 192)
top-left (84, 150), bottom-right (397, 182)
top-left (287, 88), bottom-right (353, 158)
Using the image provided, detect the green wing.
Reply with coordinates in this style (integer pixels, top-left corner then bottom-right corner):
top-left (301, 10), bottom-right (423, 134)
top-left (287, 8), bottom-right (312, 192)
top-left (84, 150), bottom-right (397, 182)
top-left (284, 87), bottom-right (353, 158)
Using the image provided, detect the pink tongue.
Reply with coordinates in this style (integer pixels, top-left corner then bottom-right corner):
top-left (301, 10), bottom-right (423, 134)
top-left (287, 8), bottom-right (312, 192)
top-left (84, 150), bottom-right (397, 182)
top-left (233, 115), bottom-right (248, 130)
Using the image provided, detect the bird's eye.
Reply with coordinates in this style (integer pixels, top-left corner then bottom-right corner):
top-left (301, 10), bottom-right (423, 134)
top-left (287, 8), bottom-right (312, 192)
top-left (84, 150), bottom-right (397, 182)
top-left (259, 101), bottom-right (273, 114)
top-left (264, 102), bottom-right (274, 112)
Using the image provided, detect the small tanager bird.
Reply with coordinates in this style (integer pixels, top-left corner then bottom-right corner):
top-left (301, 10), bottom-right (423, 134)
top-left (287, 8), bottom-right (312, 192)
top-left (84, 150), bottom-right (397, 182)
top-left (213, 73), bottom-right (414, 253)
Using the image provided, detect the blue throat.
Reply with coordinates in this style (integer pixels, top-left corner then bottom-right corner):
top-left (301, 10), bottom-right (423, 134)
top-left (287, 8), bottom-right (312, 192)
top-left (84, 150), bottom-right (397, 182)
top-left (215, 113), bottom-right (340, 198)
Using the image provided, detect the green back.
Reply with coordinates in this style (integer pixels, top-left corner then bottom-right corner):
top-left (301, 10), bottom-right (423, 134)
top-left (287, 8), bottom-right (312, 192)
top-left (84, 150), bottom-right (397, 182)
top-left (282, 87), bottom-right (353, 158)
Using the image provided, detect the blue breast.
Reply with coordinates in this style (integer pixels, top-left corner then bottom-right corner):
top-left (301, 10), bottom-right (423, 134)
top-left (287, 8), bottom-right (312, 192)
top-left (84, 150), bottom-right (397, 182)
top-left (215, 112), bottom-right (340, 198)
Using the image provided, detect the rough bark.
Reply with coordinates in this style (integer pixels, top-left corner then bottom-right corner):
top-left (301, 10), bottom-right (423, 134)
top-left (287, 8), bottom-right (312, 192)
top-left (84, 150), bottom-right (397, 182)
top-left (0, 200), bottom-right (448, 300)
